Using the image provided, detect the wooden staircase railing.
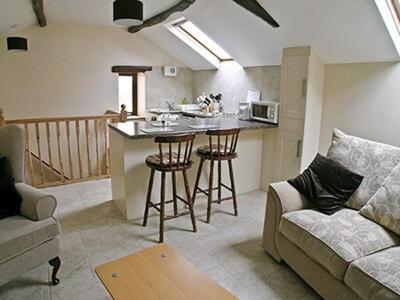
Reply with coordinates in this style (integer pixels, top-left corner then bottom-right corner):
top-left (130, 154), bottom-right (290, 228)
top-left (5, 113), bottom-right (119, 188)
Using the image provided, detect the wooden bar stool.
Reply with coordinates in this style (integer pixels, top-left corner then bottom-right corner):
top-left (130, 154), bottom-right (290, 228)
top-left (143, 134), bottom-right (197, 243)
top-left (192, 128), bottom-right (240, 223)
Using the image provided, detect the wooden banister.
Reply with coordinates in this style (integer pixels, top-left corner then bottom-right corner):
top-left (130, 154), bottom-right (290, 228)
top-left (5, 113), bottom-right (119, 125)
top-left (6, 113), bottom-right (119, 188)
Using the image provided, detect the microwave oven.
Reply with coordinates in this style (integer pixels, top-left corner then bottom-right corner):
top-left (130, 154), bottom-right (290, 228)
top-left (251, 101), bottom-right (279, 124)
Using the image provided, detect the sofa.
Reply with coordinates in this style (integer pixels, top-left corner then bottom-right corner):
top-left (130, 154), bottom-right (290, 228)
top-left (0, 125), bottom-right (61, 286)
top-left (263, 129), bottom-right (400, 300)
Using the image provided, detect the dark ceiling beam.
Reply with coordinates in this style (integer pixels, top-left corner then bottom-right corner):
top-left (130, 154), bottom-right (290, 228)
top-left (232, 0), bottom-right (279, 28)
top-left (32, 0), bottom-right (47, 27)
top-left (128, 0), bottom-right (197, 33)
top-left (112, 65), bottom-right (153, 75)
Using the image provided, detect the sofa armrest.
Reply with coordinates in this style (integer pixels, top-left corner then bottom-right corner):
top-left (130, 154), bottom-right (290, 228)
top-left (262, 181), bottom-right (311, 261)
top-left (16, 183), bottom-right (57, 221)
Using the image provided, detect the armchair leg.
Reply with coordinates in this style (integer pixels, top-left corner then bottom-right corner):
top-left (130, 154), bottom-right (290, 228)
top-left (49, 257), bottom-right (61, 285)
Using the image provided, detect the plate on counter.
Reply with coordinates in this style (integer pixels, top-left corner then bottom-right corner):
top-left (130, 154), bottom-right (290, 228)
top-left (188, 124), bottom-right (219, 130)
top-left (151, 122), bottom-right (179, 127)
top-left (140, 127), bottom-right (175, 133)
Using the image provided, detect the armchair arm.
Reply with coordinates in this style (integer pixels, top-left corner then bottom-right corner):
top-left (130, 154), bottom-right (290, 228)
top-left (16, 183), bottom-right (57, 221)
top-left (262, 181), bottom-right (311, 261)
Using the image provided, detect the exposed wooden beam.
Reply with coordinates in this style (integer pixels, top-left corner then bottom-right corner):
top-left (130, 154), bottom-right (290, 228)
top-left (128, 0), bottom-right (197, 34)
top-left (232, 0), bottom-right (279, 28)
top-left (32, 0), bottom-right (47, 27)
top-left (111, 65), bottom-right (153, 75)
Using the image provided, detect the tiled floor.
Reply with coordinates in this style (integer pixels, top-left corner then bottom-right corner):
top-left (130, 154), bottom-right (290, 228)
top-left (0, 179), bottom-right (321, 300)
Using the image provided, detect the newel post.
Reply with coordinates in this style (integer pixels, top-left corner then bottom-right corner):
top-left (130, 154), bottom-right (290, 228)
top-left (0, 109), bottom-right (5, 127)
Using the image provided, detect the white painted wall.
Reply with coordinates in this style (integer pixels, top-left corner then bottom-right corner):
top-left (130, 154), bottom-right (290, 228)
top-left (0, 22), bottom-right (184, 119)
top-left (319, 62), bottom-right (400, 153)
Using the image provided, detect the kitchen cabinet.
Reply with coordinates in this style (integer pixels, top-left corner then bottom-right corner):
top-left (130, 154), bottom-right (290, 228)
top-left (273, 46), bottom-right (325, 182)
top-left (274, 130), bottom-right (303, 181)
top-left (279, 53), bottom-right (309, 120)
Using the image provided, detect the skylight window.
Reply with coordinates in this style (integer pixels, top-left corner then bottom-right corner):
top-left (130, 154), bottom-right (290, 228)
top-left (375, 0), bottom-right (400, 55)
top-left (165, 17), bottom-right (234, 68)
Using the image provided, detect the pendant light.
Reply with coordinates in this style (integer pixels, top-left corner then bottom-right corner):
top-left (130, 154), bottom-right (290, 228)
top-left (7, 37), bottom-right (28, 53)
top-left (113, 0), bottom-right (143, 27)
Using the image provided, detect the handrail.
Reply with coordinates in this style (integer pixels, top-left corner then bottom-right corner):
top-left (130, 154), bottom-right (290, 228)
top-left (6, 113), bottom-right (119, 125)
top-left (5, 113), bottom-right (119, 188)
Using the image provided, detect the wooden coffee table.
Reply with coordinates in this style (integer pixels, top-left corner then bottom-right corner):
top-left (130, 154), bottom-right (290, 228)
top-left (95, 243), bottom-right (237, 300)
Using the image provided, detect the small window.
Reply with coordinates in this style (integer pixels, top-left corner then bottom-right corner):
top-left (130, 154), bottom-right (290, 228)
top-left (390, 0), bottom-right (400, 29)
top-left (118, 75), bottom-right (137, 115)
top-left (376, 0), bottom-right (400, 55)
top-left (166, 18), bottom-right (234, 68)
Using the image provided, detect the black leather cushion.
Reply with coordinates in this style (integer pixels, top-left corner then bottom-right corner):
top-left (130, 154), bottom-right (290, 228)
top-left (0, 157), bottom-right (22, 219)
top-left (288, 153), bottom-right (364, 215)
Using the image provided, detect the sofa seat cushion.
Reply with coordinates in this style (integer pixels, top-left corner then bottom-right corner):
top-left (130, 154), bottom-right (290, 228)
top-left (279, 209), bottom-right (399, 280)
top-left (0, 215), bottom-right (60, 264)
top-left (345, 247), bottom-right (400, 299)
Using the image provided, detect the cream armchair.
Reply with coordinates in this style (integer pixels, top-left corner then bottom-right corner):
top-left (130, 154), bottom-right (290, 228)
top-left (0, 125), bottom-right (61, 286)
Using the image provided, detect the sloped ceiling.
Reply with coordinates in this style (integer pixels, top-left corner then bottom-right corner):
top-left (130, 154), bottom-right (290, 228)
top-left (1, 0), bottom-right (399, 70)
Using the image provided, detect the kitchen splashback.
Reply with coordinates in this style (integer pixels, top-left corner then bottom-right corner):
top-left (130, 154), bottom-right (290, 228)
top-left (146, 67), bottom-right (195, 109)
top-left (193, 62), bottom-right (280, 113)
top-left (145, 64), bottom-right (281, 114)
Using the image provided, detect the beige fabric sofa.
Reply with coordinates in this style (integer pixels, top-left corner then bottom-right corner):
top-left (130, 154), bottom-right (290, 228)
top-left (263, 130), bottom-right (400, 299)
top-left (0, 125), bottom-right (61, 286)
top-left (263, 181), bottom-right (400, 299)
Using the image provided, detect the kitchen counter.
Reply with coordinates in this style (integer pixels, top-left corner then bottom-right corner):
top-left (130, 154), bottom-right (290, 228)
top-left (109, 118), bottom-right (278, 140)
top-left (109, 117), bottom-right (278, 220)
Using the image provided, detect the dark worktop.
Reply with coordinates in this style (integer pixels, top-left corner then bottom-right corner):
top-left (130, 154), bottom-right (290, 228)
top-left (109, 117), bottom-right (278, 140)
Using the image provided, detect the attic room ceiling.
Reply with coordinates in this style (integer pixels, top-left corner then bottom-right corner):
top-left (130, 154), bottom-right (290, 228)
top-left (1, 0), bottom-right (399, 70)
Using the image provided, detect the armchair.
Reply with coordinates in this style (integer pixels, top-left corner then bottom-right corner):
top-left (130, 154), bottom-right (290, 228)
top-left (0, 125), bottom-right (61, 286)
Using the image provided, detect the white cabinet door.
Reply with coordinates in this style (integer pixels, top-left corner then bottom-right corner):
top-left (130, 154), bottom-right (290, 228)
top-left (274, 130), bottom-right (303, 181)
top-left (279, 55), bottom-right (309, 120)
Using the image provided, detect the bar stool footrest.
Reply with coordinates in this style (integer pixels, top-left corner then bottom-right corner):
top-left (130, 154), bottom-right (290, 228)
top-left (211, 197), bottom-right (233, 203)
top-left (220, 183), bottom-right (232, 191)
top-left (164, 210), bottom-right (191, 221)
top-left (175, 195), bottom-right (189, 206)
top-left (196, 184), bottom-right (232, 195)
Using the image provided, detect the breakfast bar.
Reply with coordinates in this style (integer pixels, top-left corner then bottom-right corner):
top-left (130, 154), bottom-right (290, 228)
top-left (109, 118), bottom-right (278, 220)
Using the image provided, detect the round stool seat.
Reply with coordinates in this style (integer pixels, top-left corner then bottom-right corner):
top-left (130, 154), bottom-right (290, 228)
top-left (196, 144), bottom-right (237, 160)
top-left (145, 152), bottom-right (192, 171)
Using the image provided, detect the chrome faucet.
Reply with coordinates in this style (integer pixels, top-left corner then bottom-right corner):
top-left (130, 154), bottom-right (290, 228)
top-left (165, 101), bottom-right (175, 110)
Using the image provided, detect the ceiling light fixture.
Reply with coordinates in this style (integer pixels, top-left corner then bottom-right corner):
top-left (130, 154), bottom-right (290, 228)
top-left (113, 0), bottom-right (143, 27)
top-left (7, 37), bottom-right (28, 53)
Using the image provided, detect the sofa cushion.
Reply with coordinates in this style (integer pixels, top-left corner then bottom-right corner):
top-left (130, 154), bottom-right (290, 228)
top-left (0, 215), bottom-right (60, 264)
top-left (344, 247), bottom-right (400, 299)
top-left (360, 163), bottom-right (400, 235)
top-left (279, 209), bottom-right (399, 280)
top-left (327, 129), bottom-right (400, 210)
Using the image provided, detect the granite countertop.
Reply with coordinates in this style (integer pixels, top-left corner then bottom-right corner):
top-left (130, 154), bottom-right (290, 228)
top-left (109, 117), bottom-right (278, 140)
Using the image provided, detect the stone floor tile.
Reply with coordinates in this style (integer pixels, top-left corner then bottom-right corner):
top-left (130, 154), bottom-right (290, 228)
top-left (1, 179), bottom-right (323, 300)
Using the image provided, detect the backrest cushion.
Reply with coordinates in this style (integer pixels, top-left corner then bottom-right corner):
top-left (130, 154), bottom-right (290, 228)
top-left (327, 129), bottom-right (400, 210)
top-left (0, 125), bottom-right (25, 183)
top-left (360, 163), bottom-right (400, 235)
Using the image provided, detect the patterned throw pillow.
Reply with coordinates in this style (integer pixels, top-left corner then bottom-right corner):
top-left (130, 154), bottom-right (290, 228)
top-left (327, 129), bottom-right (400, 210)
top-left (360, 163), bottom-right (400, 235)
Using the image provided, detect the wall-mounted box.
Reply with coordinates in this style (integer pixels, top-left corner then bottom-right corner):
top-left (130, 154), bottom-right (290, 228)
top-left (163, 66), bottom-right (177, 77)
